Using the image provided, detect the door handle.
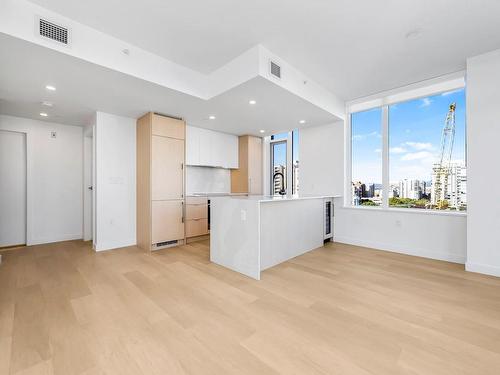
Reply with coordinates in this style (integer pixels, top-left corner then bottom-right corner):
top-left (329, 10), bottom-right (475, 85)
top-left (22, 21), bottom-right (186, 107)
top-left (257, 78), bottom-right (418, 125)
top-left (88, 186), bottom-right (93, 191)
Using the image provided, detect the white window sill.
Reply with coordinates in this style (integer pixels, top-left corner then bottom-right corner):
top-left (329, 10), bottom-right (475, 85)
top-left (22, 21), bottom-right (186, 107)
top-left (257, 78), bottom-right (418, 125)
top-left (340, 205), bottom-right (467, 217)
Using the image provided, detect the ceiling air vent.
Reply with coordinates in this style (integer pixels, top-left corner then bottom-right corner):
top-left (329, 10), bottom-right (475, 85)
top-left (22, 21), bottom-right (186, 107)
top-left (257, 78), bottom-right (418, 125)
top-left (38, 18), bottom-right (69, 45)
top-left (270, 61), bottom-right (281, 79)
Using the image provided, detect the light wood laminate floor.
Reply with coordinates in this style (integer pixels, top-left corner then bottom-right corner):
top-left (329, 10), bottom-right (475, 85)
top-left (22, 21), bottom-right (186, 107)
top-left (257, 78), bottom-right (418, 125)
top-left (1, 240), bottom-right (500, 375)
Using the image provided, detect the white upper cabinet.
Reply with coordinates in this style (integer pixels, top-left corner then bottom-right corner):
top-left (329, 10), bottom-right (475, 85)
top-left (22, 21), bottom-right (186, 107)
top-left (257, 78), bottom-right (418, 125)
top-left (186, 125), bottom-right (238, 169)
top-left (185, 125), bottom-right (200, 166)
top-left (198, 127), bottom-right (213, 166)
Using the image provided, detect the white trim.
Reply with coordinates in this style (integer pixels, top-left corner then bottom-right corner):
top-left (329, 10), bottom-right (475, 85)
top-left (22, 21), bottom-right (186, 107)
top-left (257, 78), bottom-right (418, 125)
top-left (344, 115), bottom-right (352, 207)
top-left (335, 236), bottom-right (466, 264)
top-left (340, 206), bottom-right (466, 217)
top-left (381, 106), bottom-right (389, 208)
top-left (466, 262), bottom-right (500, 278)
top-left (30, 234), bottom-right (82, 246)
top-left (286, 131), bottom-right (293, 195)
top-left (348, 71), bottom-right (465, 113)
top-left (95, 239), bottom-right (136, 252)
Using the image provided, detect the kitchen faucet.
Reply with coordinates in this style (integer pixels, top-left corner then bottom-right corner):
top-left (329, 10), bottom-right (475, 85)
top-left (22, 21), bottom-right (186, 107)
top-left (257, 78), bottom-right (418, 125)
top-left (272, 172), bottom-right (286, 195)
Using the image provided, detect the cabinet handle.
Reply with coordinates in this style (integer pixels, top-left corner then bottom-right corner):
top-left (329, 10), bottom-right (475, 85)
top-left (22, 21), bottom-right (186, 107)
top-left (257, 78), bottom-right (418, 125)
top-left (181, 202), bottom-right (184, 223)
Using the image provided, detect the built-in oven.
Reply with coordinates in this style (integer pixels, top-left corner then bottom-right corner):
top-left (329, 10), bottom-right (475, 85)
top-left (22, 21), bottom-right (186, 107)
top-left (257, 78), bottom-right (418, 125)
top-left (324, 198), bottom-right (333, 241)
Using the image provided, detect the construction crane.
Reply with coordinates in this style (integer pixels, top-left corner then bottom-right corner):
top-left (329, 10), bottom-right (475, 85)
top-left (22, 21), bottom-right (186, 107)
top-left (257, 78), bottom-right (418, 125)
top-left (432, 102), bottom-right (456, 209)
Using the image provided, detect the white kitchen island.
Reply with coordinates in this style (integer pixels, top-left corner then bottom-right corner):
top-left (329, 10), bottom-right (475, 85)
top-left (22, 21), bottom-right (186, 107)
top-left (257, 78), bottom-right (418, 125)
top-left (210, 195), bottom-right (339, 280)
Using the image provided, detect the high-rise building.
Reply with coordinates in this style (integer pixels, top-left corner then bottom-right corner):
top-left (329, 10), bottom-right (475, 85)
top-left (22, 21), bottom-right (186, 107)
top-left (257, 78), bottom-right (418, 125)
top-left (368, 183), bottom-right (375, 198)
top-left (352, 181), bottom-right (363, 205)
top-left (431, 163), bottom-right (467, 209)
top-left (398, 179), bottom-right (423, 200)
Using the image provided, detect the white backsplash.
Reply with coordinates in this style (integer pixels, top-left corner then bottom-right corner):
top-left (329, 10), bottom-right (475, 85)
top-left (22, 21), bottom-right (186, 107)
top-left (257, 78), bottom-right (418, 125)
top-left (186, 166), bottom-right (231, 194)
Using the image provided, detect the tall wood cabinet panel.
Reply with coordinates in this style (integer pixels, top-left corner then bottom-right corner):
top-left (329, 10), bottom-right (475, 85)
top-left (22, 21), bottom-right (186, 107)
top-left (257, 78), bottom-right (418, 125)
top-left (137, 112), bottom-right (186, 251)
top-left (151, 136), bottom-right (184, 200)
top-left (152, 114), bottom-right (185, 139)
top-left (151, 200), bottom-right (184, 243)
top-left (231, 135), bottom-right (262, 194)
top-left (136, 114), bottom-right (152, 250)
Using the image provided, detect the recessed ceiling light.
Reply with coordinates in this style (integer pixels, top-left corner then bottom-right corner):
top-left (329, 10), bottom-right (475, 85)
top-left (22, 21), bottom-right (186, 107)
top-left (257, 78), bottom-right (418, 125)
top-left (249, 100), bottom-right (257, 105)
top-left (259, 129), bottom-right (265, 133)
top-left (209, 115), bottom-right (216, 120)
top-left (45, 85), bottom-right (56, 91)
top-left (299, 120), bottom-right (306, 124)
top-left (40, 112), bottom-right (48, 117)
top-left (41, 101), bottom-right (53, 107)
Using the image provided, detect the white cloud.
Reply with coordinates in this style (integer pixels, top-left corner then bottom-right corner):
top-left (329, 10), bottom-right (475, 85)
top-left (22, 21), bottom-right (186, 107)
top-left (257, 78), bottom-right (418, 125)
top-left (352, 131), bottom-right (380, 141)
top-left (390, 147), bottom-right (406, 154)
top-left (419, 97), bottom-right (433, 107)
top-left (404, 141), bottom-right (433, 151)
top-left (374, 148), bottom-right (381, 153)
top-left (401, 151), bottom-right (434, 161)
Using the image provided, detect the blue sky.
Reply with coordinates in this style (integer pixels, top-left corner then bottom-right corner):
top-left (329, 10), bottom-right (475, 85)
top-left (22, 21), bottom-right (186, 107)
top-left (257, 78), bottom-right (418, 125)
top-left (271, 131), bottom-right (299, 167)
top-left (352, 88), bottom-right (466, 184)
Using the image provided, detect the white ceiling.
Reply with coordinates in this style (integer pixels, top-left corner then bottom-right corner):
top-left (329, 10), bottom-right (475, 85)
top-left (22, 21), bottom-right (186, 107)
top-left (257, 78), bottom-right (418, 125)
top-left (0, 33), bottom-right (337, 135)
top-left (26, 0), bottom-right (500, 100)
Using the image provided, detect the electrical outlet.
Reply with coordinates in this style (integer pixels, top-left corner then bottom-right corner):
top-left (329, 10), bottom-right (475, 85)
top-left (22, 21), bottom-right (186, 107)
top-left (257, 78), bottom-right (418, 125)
top-left (50, 131), bottom-right (57, 138)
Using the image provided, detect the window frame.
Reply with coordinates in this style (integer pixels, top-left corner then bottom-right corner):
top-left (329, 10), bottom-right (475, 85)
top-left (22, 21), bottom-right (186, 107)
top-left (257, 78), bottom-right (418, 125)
top-left (345, 73), bottom-right (467, 215)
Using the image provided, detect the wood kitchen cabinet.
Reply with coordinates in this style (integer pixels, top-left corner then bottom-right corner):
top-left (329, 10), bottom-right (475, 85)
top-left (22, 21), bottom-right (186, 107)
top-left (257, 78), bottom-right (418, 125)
top-left (185, 196), bottom-right (209, 241)
top-left (137, 112), bottom-right (186, 251)
top-left (231, 135), bottom-right (262, 194)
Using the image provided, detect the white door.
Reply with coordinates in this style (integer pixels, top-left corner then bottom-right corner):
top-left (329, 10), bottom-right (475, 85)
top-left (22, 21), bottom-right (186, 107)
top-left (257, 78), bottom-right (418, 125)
top-left (83, 135), bottom-right (93, 241)
top-left (0, 130), bottom-right (26, 247)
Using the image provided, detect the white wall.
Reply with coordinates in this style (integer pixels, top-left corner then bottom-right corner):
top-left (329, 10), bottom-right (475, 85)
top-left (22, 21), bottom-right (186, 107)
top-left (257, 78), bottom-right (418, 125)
top-left (299, 121), bottom-right (467, 264)
top-left (334, 208), bottom-right (466, 263)
top-left (466, 49), bottom-right (500, 276)
top-left (299, 121), bottom-right (344, 196)
top-left (94, 112), bottom-right (136, 251)
top-left (0, 115), bottom-right (83, 245)
top-left (186, 166), bottom-right (230, 194)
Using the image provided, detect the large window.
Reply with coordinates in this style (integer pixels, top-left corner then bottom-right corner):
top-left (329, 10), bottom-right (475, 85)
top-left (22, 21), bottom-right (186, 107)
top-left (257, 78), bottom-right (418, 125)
top-left (351, 108), bottom-right (383, 206)
top-left (270, 130), bottom-right (299, 195)
top-left (350, 85), bottom-right (466, 211)
top-left (271, 140), bottom-right (287, 195)
top-left (389, 88), bottom-right (466, 210)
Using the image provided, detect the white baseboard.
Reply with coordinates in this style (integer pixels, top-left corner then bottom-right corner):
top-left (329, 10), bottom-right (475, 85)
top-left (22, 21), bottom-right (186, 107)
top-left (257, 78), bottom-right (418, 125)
top-left (334, 236), bottom-right (466, 264)
top-left (465, 262), bottom-right (500, 277)
top-left (28, 234), bottom-right (83, 246)
top-left (95, 239), bottom-right (136, 252)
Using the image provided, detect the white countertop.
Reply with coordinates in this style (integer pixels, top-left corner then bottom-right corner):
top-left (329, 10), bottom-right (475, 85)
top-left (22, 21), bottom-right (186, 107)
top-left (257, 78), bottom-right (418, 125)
top-left (212, 194), bottom-right (341, 203)
top-left (187, 192), bottom-right (248, 197)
